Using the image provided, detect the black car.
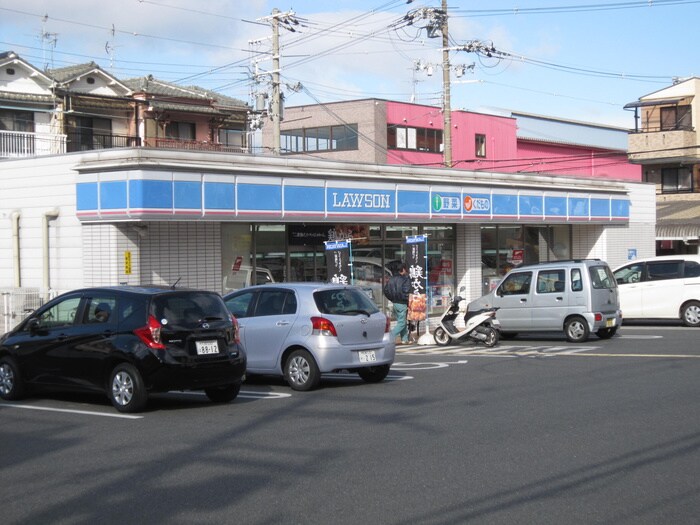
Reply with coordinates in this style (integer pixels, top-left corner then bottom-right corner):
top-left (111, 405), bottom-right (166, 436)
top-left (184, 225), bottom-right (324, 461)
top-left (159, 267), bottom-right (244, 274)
top-left (0, 286), bottom-right (246, 413)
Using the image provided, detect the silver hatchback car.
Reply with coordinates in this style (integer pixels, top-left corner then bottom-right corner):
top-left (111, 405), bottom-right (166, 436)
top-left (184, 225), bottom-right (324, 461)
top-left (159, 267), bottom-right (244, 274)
top-left (223, 283), bottom-right (395, 391)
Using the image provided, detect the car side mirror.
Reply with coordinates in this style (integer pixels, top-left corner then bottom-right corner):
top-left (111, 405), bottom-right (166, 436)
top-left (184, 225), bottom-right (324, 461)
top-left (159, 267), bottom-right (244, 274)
top-left (27, 318), bottom-right (41, 335)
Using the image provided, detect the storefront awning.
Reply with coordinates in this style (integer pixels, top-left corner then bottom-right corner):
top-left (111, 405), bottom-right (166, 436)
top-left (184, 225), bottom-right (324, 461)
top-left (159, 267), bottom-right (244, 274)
top-left (656, 200), bottom-right (700, 240)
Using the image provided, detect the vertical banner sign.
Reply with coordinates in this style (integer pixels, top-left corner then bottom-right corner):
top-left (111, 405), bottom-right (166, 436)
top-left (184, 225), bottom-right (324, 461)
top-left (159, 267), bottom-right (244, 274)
top-left (325, 240), bottom-right (351, 285)
top-left (405, 235), bottom-right (427, 322)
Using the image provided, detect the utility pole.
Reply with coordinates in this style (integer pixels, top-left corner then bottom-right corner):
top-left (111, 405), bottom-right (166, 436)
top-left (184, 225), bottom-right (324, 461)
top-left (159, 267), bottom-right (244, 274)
top-left (441, 0), bottom-right (451, 168)
top-left (271, 8), bottom-right (282, 156)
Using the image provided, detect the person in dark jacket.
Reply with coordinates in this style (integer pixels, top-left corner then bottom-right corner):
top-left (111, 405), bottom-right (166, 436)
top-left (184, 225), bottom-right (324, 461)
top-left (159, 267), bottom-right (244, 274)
top-left (386, 263), bottom-right (412, 344)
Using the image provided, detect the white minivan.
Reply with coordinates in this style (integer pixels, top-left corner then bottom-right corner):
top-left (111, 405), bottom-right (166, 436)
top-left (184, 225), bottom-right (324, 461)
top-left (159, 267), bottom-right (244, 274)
top-left (613, 255), bottom-right (700, 327)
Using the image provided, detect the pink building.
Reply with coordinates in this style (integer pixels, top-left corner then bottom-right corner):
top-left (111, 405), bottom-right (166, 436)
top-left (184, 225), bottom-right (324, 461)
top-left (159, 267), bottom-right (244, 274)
top-left (264, 99), bottom-right (640, 182)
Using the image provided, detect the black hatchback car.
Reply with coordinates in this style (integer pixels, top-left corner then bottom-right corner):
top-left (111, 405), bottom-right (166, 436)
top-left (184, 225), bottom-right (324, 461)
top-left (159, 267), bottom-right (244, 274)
top-left (0, 286), bottom-right (246, 413)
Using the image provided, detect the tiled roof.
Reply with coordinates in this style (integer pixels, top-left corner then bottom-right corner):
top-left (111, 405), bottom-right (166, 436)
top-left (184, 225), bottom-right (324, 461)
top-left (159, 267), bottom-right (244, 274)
top-left (48, 62), bottom-right (101, 82)
top-left (123, 75), bottom-right (247, 108)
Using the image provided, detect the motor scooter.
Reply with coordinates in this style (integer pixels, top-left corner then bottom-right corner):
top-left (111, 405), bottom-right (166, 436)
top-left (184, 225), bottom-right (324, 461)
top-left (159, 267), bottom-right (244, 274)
top-left (433, 294), bottom-right (500, 347)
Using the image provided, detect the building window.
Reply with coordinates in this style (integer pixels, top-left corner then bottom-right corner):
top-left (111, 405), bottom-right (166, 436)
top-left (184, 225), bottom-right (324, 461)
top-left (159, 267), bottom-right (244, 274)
top-left (660, 105), bottom-right (692, 131)
top-left (0, 109), bottom-right (34, 133)
top-left (661, 167), bottom-right (692, 193)
top-left (475, 134), bottom-right (486, 157)
top-left (165, 121), bottom-right (195, 140)
top-left (280, 124), bottom-right (358, 154)
top-left (387, 125), bottom-right (442, 153)
top-left (219, 129), bottom-right (246, 149)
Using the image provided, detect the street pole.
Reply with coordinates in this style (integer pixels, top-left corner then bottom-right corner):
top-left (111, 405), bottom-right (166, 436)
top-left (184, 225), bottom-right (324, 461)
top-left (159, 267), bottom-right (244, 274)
top-left (441, 0), bottom-right (451, 168)
top-left (271, 8), bottom-right (281, 156)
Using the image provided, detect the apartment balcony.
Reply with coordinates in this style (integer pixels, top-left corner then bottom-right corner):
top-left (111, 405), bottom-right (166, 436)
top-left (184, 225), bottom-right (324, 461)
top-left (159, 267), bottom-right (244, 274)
top-left (0, 130), bottom-right (67, 158)
top-left (628, 127), bottom-right (698, 164)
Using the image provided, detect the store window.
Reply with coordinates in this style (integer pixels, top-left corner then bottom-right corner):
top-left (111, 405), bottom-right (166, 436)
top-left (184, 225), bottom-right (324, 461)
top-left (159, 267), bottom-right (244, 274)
top-left (481, 225), bottom-right (571, 294)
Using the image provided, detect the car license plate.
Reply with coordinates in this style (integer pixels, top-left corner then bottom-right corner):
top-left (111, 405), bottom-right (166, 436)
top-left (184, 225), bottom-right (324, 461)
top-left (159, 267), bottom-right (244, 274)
top-left (606, 318), bottom-right (616, 328)
top-left (196, 340), bottom-right (219, 355)
top-left (359, 350), bottom-right (377, 363)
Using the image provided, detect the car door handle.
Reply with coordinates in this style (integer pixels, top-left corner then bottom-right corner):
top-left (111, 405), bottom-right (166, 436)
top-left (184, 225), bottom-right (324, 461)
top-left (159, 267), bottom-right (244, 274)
top-left (276, 321), bottom-right (290, 326)
top-left (57, 333), bottom-right (68, 341)
top-left (519, 298), bottom-right (527, 303)
top-left (556, 296), bottom-right (564, 301)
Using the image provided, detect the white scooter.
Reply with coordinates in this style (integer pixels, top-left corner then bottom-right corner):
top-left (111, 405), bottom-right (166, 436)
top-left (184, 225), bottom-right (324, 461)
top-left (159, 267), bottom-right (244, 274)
top-left (433, 293), bottom-right (500, 347)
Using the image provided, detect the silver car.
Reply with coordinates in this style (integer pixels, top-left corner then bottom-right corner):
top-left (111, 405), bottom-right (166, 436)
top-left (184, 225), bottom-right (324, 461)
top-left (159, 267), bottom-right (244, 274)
top-left (223, 283), bottom-right (395, 391)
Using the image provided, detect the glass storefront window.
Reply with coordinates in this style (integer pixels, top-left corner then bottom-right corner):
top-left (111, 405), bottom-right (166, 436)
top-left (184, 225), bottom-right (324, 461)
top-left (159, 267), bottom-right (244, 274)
top-left (481, 225), bottom-right (572, 294)
top-left (256, 224), bottom-right (286, 283)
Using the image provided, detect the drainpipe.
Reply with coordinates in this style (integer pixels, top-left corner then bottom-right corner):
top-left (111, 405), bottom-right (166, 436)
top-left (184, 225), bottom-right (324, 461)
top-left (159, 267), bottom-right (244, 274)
top-left (11, 211), bottom-right (20, 287)
top-left (42, 209), bottom-right (60, 300)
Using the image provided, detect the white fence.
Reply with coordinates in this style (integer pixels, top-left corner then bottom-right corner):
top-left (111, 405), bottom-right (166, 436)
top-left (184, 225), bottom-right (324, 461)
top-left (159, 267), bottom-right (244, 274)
top-left (1, 288), bottom-right (57, 334)
top-left (0, 130), bottom-right (67, 158)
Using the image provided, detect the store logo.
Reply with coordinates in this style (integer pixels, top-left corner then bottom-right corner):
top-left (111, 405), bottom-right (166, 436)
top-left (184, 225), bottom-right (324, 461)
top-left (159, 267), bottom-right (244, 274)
top-left (432, 194), bottom-right (460, 212)
top-left (464, 195), bottom-right (490, 213)
top-left (331, 192), bottom-right (390, 209)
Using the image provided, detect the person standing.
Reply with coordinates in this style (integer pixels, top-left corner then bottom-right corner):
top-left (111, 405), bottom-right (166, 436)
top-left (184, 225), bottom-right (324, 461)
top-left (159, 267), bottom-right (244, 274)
top-left (384, 263), bottom-right (411, 345)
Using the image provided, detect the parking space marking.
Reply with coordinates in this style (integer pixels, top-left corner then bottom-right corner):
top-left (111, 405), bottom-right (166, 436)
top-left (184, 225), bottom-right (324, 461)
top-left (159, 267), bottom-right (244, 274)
top-left (238, 391), bottom-right (292, 399)
top-left (0, 403), bottom-right (143, 419)
top-left (323, 373), bottom-right (412, 382)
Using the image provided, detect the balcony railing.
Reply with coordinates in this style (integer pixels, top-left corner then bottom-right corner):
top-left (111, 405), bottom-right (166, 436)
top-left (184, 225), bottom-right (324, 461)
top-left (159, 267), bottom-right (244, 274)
top-left (1, 130), bottom-right (249, 159)
top-left (0, 130), bottom-right (67, 158)
top-left (65, 132), bottom-right (141, 152)
top-left (150, 137), bottom-right (248, 153)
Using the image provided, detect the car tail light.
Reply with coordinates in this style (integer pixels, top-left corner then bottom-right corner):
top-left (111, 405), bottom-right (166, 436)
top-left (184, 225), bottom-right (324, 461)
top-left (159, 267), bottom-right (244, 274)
top-left (594, 313), bottom-right (603, 322)
top-left (134, 315), bottom-right (166, 350)
top-left (385, 315), bottom-right (391, 333)
top-left (311, 316), bottom-right (337, 337)
top-left (230, 313), bottom-right (241, 344)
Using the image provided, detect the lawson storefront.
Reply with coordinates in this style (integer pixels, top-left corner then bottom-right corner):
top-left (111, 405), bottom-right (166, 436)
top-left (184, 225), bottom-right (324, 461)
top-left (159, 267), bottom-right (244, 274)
top-left (69, 149), bottom-right (650, 315)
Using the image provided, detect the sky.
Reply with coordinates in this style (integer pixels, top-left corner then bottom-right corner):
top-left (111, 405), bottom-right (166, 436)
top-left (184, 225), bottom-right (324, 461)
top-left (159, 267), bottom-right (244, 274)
top-left (1, 0), bottom-right (699, 128)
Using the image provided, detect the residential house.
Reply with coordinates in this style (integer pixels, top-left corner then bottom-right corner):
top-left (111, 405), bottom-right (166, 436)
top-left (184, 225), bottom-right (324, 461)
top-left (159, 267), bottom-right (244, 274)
top-left (625, 77), bottom-right (700, 254)
top-left (0, 51), bottom-right (251, 159)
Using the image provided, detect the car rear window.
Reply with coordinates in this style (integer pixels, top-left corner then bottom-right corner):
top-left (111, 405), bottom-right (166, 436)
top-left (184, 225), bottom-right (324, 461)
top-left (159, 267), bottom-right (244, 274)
top-left (589, 265), bottom-right (616, 289)
top-left (314, 288), bottom-right (379, 316)
top-left (152, 292), bottom-right (230, 327)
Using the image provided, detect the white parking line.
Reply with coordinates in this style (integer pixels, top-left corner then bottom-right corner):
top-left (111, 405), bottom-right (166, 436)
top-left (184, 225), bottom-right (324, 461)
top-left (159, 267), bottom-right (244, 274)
top-left (0, 403), bottom-right (143, 419)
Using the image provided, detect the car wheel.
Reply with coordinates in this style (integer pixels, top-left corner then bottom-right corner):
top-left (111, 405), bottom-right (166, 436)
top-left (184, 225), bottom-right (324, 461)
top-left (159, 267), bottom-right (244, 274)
top-left (108, 363), bottom-right (148, 413)
top-left (500, 332), bottom-right (518, 340)
top-left (357, 364), bottom-right (391, 383)
top-left (681, 301), bottom-right (700, 327)
top-left (284, 349), bottom-right (320, 391)
top-left (0, 356), bottom-right (26, 401)
top-left (482, 327), bottom-right (500, 348)
top-left (433, 327), bottom-right (451, 346)
top-left (596, 327), bottom-right (618, 339)
top-left (565, 316), bottom-right (590, 343)
top-left (205, 383), bottom-right (241, 403)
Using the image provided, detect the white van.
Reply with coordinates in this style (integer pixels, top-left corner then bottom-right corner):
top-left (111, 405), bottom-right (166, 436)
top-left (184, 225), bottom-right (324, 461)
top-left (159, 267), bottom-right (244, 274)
top-left (468, 259), bottom-right (622, 342)
top-left (613, 255), bottom-right (700, 327)
top-left (222, 266), bottom-right (275, 294)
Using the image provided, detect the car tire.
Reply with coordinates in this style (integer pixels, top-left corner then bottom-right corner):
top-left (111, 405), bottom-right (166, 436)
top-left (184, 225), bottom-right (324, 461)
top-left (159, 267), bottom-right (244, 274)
top-left (596, 327), bottom-right (618, 339)
top-left (565, 316), bottom-right (590, 343)
top-left (205, 383), bottom-right (241, 403)
top-left (0, 356), bottom-right (26, 401)
top-left (284, 349), bottom-right (320, 391)
top-left (681, 301), bottom-right (700, 327)
top-left (108, 363), bottom-right (148, 413)
top-left (357, 364), bottom-right (391, 383)
top-left (482, 327), bottom-right (500, 348)
top-left (433, 327), bottom-right (451, 346)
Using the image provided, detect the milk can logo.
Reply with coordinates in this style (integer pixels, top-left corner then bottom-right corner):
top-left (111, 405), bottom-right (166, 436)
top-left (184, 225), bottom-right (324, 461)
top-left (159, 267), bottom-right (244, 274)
top-left (432, 194), bottom-right (460, 212)
top-left (464, 195), bottom-right (490, 213)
